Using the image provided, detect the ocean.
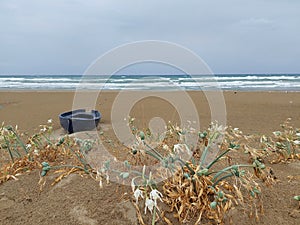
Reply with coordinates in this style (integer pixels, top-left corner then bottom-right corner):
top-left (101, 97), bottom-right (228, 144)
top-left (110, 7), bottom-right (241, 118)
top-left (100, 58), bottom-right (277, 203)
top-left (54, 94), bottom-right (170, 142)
top-left (0, 74), bottom-right (299, 91)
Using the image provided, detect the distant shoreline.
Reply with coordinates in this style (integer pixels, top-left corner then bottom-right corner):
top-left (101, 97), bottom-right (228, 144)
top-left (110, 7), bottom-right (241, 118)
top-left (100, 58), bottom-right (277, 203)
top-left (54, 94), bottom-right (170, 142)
top-left (1, 74), bottom-right (300, 91)
top-left (1, 89), bottom-right (300, 92)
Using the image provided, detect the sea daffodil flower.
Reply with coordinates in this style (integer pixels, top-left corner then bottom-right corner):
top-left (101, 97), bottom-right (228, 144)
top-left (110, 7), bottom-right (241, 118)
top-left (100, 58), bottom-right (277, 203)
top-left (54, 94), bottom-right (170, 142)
top-left (134, 188), bottom-right (143, 204)
top-left (150, 189), bottom-right (163, 205)
top-left (144, 197), bottom-right (155, 214)
top-left (293, 140), bottom-right (300, 145)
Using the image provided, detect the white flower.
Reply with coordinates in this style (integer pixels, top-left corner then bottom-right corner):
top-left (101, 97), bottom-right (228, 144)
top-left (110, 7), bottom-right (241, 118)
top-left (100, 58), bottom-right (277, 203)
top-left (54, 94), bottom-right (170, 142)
top-left (209, 123), bottom-right (226, 133)
top-left (173, 144), bottom-right (183, 153)
top-left (96, 169), bottom-right (103, 188)
top-left (34, 149), bottom-right (39, 155)
top-left (131, 179), bottom-right (136, 192)
top-left (162, 144), bottom-right (169, 150)
top-left (293, 140), bottom-right (300, 145)
top-left (150, 189), bottom-right (163, 205)
top-left (106, 174), bottom-right (109, 184)
top-left (144, 197), bottom-right (155, 214)
top-left (99, 177), bottom-right (103, 188)
top-left (40, 127), bottom-right (47, 132)
top-left (26, 144), bottom-right (32, 149)
top-left (134, 188), bottom-right (143, 204)
top-left (173, 144), bottom-right (191, 155)
top-left (47, 119), bottom-right (52, 124)
top-left (296, 133), bottom-right (300, 137)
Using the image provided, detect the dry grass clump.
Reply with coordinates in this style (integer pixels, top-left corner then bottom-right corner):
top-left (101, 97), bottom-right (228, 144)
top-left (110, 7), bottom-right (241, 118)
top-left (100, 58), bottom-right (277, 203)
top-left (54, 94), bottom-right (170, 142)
top-left (124, 121), bottom-right (269, 224)
top-left (163, 165), bottom-right (230, 224)
top-left (223, 119), bottom-right (300, 164)
top-left (260, 118), bottom-right (300, 163)
top-left (161, 146), bottom-right (264, 224)
top-left (0, 122), bottom-right (93, 186)
top-left (163, 167), bottom-right (263, 224)
top-left (0, 156), bottom-right (39, 183)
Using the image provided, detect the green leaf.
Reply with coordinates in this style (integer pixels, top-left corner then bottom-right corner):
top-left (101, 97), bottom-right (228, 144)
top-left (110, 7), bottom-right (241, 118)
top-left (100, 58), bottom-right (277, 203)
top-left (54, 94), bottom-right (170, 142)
top-left (232, 165), bottom-right (238, 171)
top-left (239, 170), bottom-right (246, 176)
top-left (294, 195), bottom-right (300, 201)
top-left (139, 131), bottom-right (145, 140)
top-left (131, 149), bottom-right (138, 155)
top-left (253, 159), bottom-right (265, 169)
top-left (273, 131), bottom-right (281, 136)
top-left (222, 197), bottom-right (227, 203)
top-left (196, 169), bottom-right (209, 176)
top-left (41, 162), bottom-right (49, 167)
top-left (229, 143), bottom-right (240, 149)
top-left (57, 137), bottom-right (65, 146)
top-left (183, 173), bottom-right (190, 179)
top-left (120, 172), bottom-right (130, 179)
top-left (210, 201), bottom-right (217, 209)
top-left (104, 160), bottom-right (110, 170)
top-left (198, 131), bottom-right (207, 139)
top-left (218, 191), bottom-right (224, 198)
top-left (5, 126), bottom-right (13, 131)
top-left (124, 160), bottom-right (131, 169)
top-left (253, 187), bottom-right (261, 194)
top-left (41, 170), bottom-right (47, 177)
top-left (42, 166), bottom-right (51, 171)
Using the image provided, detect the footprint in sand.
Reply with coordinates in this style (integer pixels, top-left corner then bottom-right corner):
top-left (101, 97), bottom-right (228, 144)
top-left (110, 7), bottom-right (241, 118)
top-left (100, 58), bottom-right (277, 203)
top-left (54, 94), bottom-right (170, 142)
top-left (70, 205), bottom-right (98, 225)
top-left (0, 195), bottom-right (15, 210)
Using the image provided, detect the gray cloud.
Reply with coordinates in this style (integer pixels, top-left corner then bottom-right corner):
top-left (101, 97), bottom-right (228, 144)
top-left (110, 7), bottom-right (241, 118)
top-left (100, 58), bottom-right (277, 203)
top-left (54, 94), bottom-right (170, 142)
top-left (0, 0), bottom-right (300, 74)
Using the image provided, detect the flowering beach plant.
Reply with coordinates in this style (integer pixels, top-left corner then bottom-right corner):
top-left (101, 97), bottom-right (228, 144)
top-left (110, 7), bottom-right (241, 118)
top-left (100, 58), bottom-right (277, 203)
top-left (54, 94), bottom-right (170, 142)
top-left (0, 119), bottom-right (299, 224)
top-left (96, 120), bottom-right (273, 224)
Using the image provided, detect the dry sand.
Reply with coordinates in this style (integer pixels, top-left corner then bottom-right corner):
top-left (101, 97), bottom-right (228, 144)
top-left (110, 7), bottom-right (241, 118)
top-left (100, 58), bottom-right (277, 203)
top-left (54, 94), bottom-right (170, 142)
top-left (0, 91), bottom-right (299, 134)
top-left (1, 90), bottom-right (300, 225)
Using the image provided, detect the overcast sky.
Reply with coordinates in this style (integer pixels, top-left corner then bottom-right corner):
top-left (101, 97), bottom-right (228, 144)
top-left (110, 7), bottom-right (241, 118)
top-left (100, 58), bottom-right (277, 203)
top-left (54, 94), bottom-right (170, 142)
top-left (0, 0), bottom-right (300, 75)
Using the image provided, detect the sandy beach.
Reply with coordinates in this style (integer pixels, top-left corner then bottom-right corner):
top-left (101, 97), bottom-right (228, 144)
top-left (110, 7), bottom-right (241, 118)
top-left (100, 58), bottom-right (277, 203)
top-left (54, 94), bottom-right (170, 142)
top-left (0, 90), bottom-right (299, 134)
top-left (1, 90), bottom-right (300, 225)
top-left (2, 1), bottom-right (300, 224)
